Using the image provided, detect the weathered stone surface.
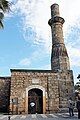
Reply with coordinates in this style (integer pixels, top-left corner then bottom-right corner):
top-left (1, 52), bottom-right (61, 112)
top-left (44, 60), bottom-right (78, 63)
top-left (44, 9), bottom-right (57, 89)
top-left (0, 77), bottom-right (11, 112)
top-left (49, 4), bottom-right (70, 71)
top-left (9, 69), bottom-right (74, 114)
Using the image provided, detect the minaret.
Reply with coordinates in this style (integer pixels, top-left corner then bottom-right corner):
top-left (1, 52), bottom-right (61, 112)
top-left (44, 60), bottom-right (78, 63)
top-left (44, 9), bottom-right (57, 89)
top-left (48, 3), bottom-right (70, 70)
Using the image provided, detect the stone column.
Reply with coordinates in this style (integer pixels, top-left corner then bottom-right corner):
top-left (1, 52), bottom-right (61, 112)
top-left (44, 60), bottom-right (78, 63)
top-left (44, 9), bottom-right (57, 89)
top-left (48, 3), bottom-right (70, 70)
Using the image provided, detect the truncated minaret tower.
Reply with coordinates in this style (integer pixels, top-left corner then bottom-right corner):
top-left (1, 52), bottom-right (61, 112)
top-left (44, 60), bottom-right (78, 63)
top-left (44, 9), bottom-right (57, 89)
top-left (48, 4), bottom-right (70, 70)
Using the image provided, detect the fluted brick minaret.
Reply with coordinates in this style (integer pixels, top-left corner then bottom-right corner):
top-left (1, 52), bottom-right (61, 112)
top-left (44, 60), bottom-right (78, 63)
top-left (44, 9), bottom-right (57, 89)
top-left (48, 3), bottom-right (70, 70)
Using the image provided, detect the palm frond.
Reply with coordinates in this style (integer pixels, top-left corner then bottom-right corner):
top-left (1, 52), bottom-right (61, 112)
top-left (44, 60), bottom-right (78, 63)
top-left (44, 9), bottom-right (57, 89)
top-left (0, 0), bottom-right (10, 29)
top-left (0, 12), bottom-right (4, 28)
top-left (0, 12), bottom-right (4, 20)
top-left (0, 0), bottom-right (10, 12)
top-left (0, 4), bottom-right (4, 11)
top-left (0, 21), bottom-right (4, 28)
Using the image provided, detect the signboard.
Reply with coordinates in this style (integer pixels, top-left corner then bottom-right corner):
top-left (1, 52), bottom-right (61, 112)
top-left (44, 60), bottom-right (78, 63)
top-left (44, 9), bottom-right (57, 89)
top-left (12, 97), bottom-right (18, 105)
top-left (32, 79), bottom-right (40, 84)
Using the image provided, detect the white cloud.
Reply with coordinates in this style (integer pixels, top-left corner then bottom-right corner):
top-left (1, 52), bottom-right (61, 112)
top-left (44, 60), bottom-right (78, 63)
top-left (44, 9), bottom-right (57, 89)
top-left (10, 0), bottom-right (51, 47)
top-left (19, 58), bottom-right (31, 66)
top-left (65, 26), bottom-right (80, 67)
top-left (67, 46), bottom-right (80, 67)
top-left (9, 0), bottom-right (80, 68)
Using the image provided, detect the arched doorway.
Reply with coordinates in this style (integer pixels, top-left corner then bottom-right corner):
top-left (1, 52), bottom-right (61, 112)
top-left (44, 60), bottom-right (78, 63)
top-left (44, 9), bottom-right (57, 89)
top-left (28, 88), bottom-right (43, 114)
top-left (25, 85), bottom-right (46, 114)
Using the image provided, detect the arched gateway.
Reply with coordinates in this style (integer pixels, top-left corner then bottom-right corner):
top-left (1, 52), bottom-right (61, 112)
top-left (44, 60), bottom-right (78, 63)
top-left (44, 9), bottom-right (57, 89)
top-left (25, 85), bottom-right (46, 114)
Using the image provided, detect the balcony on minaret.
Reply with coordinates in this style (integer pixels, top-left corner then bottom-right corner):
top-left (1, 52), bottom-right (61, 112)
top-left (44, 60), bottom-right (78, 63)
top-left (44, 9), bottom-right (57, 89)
top-left (48, 17), bottom-right (65, 26)
top-left (48, 3), bottom-right (65, 26)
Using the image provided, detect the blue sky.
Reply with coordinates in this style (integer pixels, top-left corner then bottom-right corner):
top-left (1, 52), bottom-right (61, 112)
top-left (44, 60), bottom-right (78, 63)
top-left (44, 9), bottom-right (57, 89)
top-left (0, 0), bottom-right (80, 84)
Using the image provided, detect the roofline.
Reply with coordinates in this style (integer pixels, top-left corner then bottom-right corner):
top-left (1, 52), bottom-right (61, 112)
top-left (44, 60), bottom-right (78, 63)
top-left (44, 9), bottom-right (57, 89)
top-left (10, 69), bottom-right (72, 73)
top-left (10, 69), bottom-right (53, 72)
top-left (0, 77), bottom-right (11, 79)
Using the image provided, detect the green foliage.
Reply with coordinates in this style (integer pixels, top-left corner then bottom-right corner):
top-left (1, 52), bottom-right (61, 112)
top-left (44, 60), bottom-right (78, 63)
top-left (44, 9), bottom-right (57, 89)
top-left (74, 74), bottom-right (80, 97)
top-left (0, 20), bottom-right (4, 28)
top-left (0, 0), bottom-right (10, 29)
top-left (77, 74), bottom-right (80, 79)
top-left (0, 0), bottom-right (10, 12)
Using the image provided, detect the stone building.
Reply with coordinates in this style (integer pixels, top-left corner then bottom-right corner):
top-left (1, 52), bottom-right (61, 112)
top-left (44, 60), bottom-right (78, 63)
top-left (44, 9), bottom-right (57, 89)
top-left (0, 3), bottom-right (74, 114)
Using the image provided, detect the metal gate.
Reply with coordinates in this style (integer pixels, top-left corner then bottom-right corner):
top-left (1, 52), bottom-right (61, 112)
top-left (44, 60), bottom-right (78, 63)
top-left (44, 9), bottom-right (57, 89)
top-left (28, 88), bottom-right (43, 114)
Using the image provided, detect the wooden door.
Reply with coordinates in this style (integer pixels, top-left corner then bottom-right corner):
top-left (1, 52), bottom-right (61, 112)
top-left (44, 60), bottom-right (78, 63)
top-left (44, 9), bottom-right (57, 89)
top-left (28, 89), bottom-right (43, 114)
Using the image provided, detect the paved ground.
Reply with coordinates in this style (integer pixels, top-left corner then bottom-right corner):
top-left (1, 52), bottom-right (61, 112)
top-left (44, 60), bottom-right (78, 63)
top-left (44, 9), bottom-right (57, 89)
top-left (0, 113), bottom-right (79, 120)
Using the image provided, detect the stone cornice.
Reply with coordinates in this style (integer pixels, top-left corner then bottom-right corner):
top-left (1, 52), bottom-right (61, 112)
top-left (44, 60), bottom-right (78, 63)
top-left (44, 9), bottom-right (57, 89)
top-left (48, 16), bottom-right (65, 26)
top-left (0, 77), bottom-right (11, 79)
top-left (10, 69), bottom-right (72, 73)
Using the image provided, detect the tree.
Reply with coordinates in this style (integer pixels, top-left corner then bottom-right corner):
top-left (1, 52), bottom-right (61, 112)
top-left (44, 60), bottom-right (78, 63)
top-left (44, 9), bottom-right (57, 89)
top-left (74, 74), bottom-right (80, 98)
top-left (77, 74), bottom-right (80, 79)
top-left (75, 74), bottom-right (80, 90)
top-left (0, 0), bottom-right (10, 28)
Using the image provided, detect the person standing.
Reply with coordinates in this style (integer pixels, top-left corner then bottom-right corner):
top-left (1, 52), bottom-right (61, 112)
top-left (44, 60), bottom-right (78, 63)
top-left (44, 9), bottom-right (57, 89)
top-left (68, 97), bottom-right (74, 117)
top-left (76, 97), bottom-right (80, 119)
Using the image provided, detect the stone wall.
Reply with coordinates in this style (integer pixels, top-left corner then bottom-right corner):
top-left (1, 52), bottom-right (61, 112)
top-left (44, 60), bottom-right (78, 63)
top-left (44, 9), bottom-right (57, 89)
top-left (47, 70), bottom-right (74, 113)
top-left (0, 69), bottom-right (74, 114)
top-left (0, 77), bottom-right (11, 112)
top-left (57, 70), bottom-right (74, 111)
top-left (10, 70), bottom-right (49, 114)
top-left (10, 69), bottom-right (74, 114)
